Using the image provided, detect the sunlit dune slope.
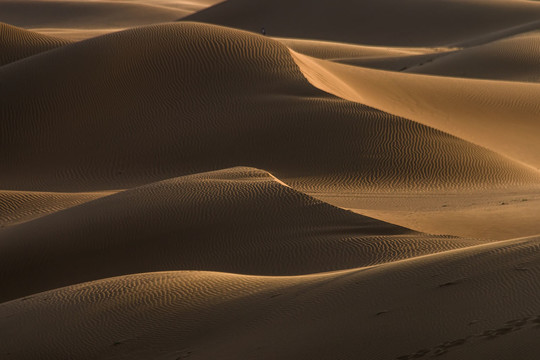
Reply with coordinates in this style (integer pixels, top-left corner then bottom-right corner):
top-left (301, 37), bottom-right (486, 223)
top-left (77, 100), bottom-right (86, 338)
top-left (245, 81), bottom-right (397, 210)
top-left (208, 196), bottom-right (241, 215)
top-left (406, 30), bottom-right (540, 83)
top-left (276, 37), bottom-right (456, 71)
top-left (184, 0), bottom-right (540, 46)
top-left (291, 50), bottom-right (540, 169)
top-left (2, 235), bottom-right (540, 359)
top-left (0, 22), bottom-right (71, 65)
top-left (1, 22), bottom-right (539, 194)
top-left (0, 167), bottom-right (482, 303)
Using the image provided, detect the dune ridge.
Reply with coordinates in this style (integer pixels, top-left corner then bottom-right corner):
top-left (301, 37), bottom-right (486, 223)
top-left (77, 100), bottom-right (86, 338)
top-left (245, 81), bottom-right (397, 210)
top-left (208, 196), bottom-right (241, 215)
top-left (2, 1), bottom-right (540, 358)
top-left (0, 189), bottom-right (113, 228)
top-left (2, 235), bottom-right (540, 359)
top-left (290, 50), bottom-right (540, 169)
top-left (0, 22), bottom-right (71, 65)
top-left (0, 167), bottom-right (483, 303)
top-left (1, 22), bottom-right (539, 195)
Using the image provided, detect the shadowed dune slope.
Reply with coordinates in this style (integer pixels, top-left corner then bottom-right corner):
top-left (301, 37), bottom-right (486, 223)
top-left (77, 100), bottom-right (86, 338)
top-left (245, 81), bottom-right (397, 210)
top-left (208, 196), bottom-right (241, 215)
top-left (0, 167), bottom-right (482, 302)
top-left (184, 0), bottom-right (540, 46)
top-left (2, 22), bottom-right (539, 193)
top-left (406, 30), bottom-right (540, 82)
top-left (291, 50), bottom-right (540, 169)
top-left (2, 236), bottom-right (540, 359)
top-left (0, 190), bottom-right (113, 228)
top-left (0, 23), bottom-right (71, 65)
top-left (0, 0), bottom-right (189, 29)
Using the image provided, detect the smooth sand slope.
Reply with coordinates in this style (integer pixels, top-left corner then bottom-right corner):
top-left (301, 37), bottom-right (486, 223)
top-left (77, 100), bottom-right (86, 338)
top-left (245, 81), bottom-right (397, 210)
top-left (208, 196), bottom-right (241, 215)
top-left (185, 0), bottom-right (540, 46)
top-left (0, 22), bottom-right (71, 65)
top-left (0, 167), bottom-right (482, 302)
top-left (2, 22), bottom-right (539, 195)
top-left (2, 235), bottom-right (540, 360)
top-left (290, 51), bottom-right (540, 169)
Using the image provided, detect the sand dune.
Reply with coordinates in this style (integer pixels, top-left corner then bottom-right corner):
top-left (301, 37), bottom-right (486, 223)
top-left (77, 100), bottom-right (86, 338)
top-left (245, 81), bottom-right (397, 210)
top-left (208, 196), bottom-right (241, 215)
top-left (291, 50), bottom-right (540, 169)
top-left (0, 189), bottom-right (112, 228)
top-left (323, 190), bottom-right (540, 241)
top-left (2, 22), bottom-right (538, 195)
top-left (0, 0), bottom-right (207, 29)
top-left (2, 235), bottom-right (540, 359)
top-left (0, 0), bottom-right (222, 40)
top-left (2, 1), bottom-right (540, 358)
top-left (406, 30), bottom-right (540, 82)
top-left (0, 167), bottom-right (482, 302)
top-left (185, 0), bottom-right (540, 46)
top-left (0, 22), bottom-right (71, 65)
top-left (277, 37), bottom-right (457, 71)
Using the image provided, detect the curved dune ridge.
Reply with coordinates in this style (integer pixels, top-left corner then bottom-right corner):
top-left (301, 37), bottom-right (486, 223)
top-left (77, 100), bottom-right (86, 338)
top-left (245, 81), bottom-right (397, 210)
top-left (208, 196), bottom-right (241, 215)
top-left (1, 22), bottom-right (539, 194)
top-left (2, 236), bottom-right (540, 360)
top-left (185, 0), bottom-right (540, 46)
top-left (0, 22), bottom-right (71, 65)
top-left (290, 50), bottom-right (540, 169)
top-left (0, 167), bottom-right (483, 302)
top-left (2, 1), bottom-right (540, 358)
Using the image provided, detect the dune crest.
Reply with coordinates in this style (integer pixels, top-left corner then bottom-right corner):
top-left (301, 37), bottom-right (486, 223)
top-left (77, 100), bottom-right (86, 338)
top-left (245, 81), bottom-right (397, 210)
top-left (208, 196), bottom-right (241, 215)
top-left (2, 22), bottom-right (538, 195)
top-left (289, 50), bottom-right (540, 169)
top-left (0, 22), bottom-right (71, 65)
top-left (2, 1), bottom-right (540, 358)
top-left (2, 235), bottom-right (540, 359)
top-left (0, 167), bottom-right (483, 302)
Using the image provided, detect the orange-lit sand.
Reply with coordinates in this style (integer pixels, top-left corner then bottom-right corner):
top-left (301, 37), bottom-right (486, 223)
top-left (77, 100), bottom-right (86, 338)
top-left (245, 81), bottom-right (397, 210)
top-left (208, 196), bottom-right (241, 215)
top-left (1, 0), bottom-right (540, 359)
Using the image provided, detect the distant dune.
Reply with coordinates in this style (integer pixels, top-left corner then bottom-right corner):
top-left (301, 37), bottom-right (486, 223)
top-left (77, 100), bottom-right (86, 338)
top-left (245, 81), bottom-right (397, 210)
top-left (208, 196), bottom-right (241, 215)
top-left (1, 0), bottom-right (540, 359)
top-left (185, 0), bottom-right (540, 46)
top-left (0, 22), bottom-right (71, 65)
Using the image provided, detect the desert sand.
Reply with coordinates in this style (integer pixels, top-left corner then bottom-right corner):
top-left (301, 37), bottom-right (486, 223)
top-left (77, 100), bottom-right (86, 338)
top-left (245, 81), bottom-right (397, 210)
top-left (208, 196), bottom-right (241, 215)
top-left (1, 0), bottom-right (540, 359)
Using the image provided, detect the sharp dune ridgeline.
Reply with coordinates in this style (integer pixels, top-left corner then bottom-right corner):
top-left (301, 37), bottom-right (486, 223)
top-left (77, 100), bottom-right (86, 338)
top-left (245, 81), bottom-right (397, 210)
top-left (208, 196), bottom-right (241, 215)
top-left (1, 0), bottom-right (540, 359)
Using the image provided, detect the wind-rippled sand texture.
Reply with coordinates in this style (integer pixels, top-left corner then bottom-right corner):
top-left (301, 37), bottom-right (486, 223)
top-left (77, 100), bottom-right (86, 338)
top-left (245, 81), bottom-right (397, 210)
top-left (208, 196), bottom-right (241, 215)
top-left (0, 167), bottom-right (482, 302)
top-left (0, 22), bottom-right (71, 65)
top-left (2, 236), bottom-right (540, 359)
top-left (2, 1), bottom-right (540, 359)
top-left (0, 189), bottom-right (112, 227)
top-left (2, 22), bottom-right (539, 195)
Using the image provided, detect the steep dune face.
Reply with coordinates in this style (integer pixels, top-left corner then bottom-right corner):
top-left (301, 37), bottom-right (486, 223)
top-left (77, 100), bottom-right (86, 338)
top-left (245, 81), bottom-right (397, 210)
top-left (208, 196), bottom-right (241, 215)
top-left (185, 0), bottom-right (540, 46)
top-left (406, 30), bottom-right (540, 82)
top-left (0, 23), bottom-right (71, 65)
top-left (2, 22), bottom-right (539, 194)
top-left (2, 236), bottom-right (540, 360)
top-left (0, 167), bottom-right (480, 302)
top-left (290, 50), bottom-right (540, 169)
